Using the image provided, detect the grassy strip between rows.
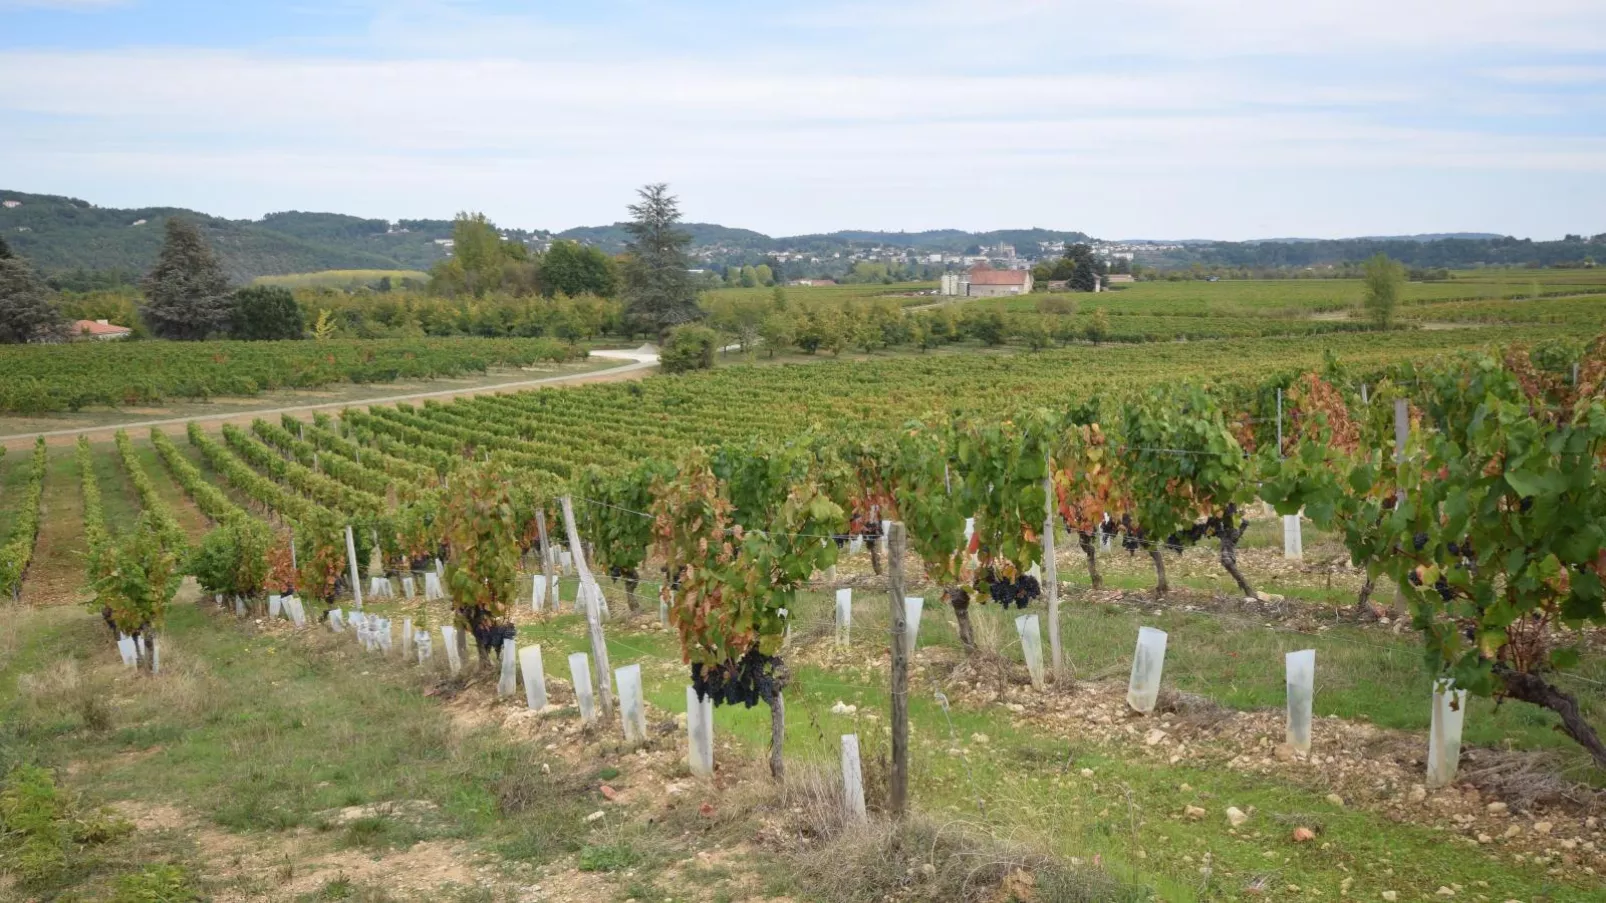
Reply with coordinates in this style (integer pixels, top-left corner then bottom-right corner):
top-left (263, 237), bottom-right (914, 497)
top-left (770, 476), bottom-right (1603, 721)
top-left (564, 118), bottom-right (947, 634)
top-left (5, 570), bottom-right (1603, 902)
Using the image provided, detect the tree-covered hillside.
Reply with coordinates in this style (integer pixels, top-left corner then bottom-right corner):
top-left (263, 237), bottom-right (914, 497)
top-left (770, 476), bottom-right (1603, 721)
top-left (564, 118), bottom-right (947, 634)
top-left (0, 192), bottom-right (455, 282)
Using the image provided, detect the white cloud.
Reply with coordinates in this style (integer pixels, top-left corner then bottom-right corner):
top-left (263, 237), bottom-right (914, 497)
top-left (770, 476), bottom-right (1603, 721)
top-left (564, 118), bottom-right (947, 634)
top-left (2, 2), bottom-right (1602, 237)
top-left (1487, 64), bottom-right (1606, 84)
top-left (795, 0), bottom-right (1606, 55)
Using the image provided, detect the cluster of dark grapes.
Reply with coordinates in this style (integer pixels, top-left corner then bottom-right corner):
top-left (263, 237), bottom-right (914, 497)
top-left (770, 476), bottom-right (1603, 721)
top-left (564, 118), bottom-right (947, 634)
top-left (1406, 568), bottom-right (1458, 602)
top-left (974, 568), bottom-right (1040, 609)
top-left (691, 650), bottom-right (786, 708)
top-left (471, 620), bottom-right (518, 656)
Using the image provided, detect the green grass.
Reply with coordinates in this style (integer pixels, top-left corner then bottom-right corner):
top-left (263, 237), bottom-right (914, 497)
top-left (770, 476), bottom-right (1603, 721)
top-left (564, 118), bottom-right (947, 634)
top-left (0, 600), bottom-right (603, 899)
top-left (494, 570), bottom-right (1606, 902)
top-left (9, 556), bottom-right (1605, 901)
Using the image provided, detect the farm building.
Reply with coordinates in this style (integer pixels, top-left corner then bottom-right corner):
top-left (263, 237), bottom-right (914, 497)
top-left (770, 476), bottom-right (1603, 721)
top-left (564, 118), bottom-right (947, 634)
top-left (72, 319), bottom-right (132, 341)
top-left (962, 266), bottom-right (1033, 297)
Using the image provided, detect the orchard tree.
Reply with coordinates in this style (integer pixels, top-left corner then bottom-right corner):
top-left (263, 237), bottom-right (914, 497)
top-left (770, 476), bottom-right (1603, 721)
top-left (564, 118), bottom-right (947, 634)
top-left (1084, 308), bottom-right (1110, 345)
top-left (1362, 253), bottom-right (1403, 329)
top-left (758, 311), bottom-right (796, 358)
top-left (0, 250), bottom-right (65, 344)
top-left (621, 184), bottom-right (702, 336)
top-left (228, 285), bottom-right (304, 340)
top-left (142, 217), bottom-right (232, 340)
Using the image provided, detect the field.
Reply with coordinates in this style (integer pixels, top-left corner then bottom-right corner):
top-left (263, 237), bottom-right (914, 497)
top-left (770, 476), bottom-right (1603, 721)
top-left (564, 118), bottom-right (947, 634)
top-left (3, 318), bottom-right (1605, 902)
top-left (979, 269), bottom-right (1606, 319)
top-left (0, 337), bottom-right (583, 418)
top-left (703, 282), bottom-right (938, 308)
top-left (253, 269), bottom-right (431, 290)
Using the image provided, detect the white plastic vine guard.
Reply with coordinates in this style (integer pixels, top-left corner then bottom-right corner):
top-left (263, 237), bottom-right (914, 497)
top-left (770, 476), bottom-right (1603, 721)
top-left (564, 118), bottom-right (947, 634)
top-left (1286, 649), bottom-right (1315, 754)
top-left (903, 596), bottom-right (923, 652)
top-left (570, 652), bottom-right (596, 724)
top-left (617, 664), bottom-right (647, 744)
top-left (841, 734), bottom-right (867, 821)
top-left (441, 626), bottom-right (462, 676)
top-left (1127, 626), bottom-right (1168, 714)
top-left (1016, 614), bottom-right (1045, 690)
top-left (498, 638), bottom-right (518, 697)
top-left (1427, 680), bottom-right (1468, 789)
top-left (520, 645), bottom-right (548, 710)
top-left (835, 588), bottom-right (852, 647)
top-left (687, 686), bottom-right (714, 778)
top-left (423, 572), bottom-right (445, 601)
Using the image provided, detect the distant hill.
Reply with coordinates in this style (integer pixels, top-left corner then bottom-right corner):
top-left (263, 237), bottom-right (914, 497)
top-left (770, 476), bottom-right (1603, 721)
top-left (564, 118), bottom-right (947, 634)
top-left (0, 192), bottom-right (460, 283)
top-left (555, 222), bottom-right (1093, 257)
top-left (3, 188), bottom-right (1595, 281)
top-left (557, 222), bottom-right (777, 254)
top-left (1246, 233), bottom-right (1505, 244)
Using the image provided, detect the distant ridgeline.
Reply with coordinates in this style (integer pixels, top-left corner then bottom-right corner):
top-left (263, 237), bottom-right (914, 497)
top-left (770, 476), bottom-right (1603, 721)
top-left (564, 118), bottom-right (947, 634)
top-left (2, 188), bottom-right (1600, 284)
top-left (1141, 233), bottom-right (1605, 270)
top-left (0, 192), bottom-right (496, 283)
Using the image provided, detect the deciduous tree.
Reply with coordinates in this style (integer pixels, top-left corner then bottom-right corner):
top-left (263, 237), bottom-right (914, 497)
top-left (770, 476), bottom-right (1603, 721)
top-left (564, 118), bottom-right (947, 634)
top-left (1362, 253), bottom-right (1403, 328)
top-left (228, 285), bottom-right (304, 340)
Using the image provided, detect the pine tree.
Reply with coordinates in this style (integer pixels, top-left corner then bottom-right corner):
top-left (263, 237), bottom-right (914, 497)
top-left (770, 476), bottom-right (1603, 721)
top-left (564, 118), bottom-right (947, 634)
top-left (621, 184), bottom-right (702, 337)
top-left (141, 218), bottom-right (231, 340)
top-left (1069, 257), bottom-right (1098, 292)
top-left (0, 251), bottom-right (65, 344)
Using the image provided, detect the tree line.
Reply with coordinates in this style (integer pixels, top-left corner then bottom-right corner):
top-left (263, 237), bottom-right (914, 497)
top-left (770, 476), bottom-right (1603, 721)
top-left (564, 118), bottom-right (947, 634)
top-left (0, 184), bottom-right (708, 344)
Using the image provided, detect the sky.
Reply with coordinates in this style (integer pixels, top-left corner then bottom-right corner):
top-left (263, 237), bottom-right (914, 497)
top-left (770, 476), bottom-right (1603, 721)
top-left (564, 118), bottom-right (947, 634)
top-left (2, 0), bottom-right (1604, 240)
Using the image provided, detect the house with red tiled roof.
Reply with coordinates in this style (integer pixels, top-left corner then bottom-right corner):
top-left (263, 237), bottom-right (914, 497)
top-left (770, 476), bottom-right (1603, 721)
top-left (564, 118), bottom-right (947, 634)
top-left (72, 319), bottom-right (132, 341)
top-left (962, 265), bottom-right (1033, 297)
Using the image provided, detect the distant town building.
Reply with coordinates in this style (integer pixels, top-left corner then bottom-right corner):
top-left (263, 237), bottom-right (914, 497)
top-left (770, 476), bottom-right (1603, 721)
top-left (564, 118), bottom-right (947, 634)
top-left (73, 319), bottom-right (132, 341)
top-left (1106, 273), bottom-right (1135, 284)
top-left (789, 278), bottom-right (836, 286)
top-left (2, 199), bottom-right (20, 208)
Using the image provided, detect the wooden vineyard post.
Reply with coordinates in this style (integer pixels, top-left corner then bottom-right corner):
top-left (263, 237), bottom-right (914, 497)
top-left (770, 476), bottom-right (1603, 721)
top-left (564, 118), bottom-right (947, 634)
top-left (561, 496), bottom-right (614, 717)
top-left (535, 508), bottom-right (558, 612)
top-left (345, 525), bottom-right (363, 610)
top-left (1042, 463), bottom-right (1062, 675)
top-left (887, 522), bottom-right (909, 818)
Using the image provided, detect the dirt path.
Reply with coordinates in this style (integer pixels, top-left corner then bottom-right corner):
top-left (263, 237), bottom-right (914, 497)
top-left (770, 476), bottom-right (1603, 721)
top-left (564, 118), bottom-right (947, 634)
top-left (1, 355), bottom-right (658, 451)
top-left (18, 446), bottom-right (91, 608)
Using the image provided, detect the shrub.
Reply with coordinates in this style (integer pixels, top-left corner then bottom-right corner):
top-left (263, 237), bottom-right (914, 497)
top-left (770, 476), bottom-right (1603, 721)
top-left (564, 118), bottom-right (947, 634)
top-left (660, 324), bottom-right (719, 374)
